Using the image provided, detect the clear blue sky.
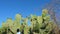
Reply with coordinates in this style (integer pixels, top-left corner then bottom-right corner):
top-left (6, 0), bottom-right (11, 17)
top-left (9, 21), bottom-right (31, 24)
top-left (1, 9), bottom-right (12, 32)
top-left (0, 0), bottom-right (51, 26)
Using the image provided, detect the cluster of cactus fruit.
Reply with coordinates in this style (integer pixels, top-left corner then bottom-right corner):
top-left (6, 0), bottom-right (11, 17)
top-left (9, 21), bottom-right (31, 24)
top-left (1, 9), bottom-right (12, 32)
top-left (0, 9), bottom-right (57, 34)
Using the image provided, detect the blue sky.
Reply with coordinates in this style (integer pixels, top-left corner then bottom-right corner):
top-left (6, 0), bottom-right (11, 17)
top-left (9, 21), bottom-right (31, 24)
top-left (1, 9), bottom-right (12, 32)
top-left (0, 0), bottom-right (51, 26)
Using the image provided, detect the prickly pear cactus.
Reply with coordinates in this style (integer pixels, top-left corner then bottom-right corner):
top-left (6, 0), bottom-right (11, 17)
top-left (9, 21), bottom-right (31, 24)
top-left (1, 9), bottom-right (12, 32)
top-left (39, 9), bottom-right (53, 34)
top-left (0, 9), bottom-right (56, 34)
